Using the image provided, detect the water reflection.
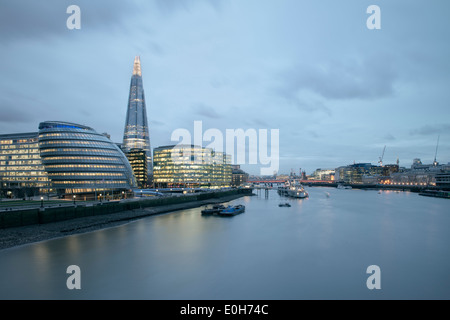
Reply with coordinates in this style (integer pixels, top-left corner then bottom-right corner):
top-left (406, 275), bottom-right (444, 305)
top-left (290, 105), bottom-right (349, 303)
top-left (1, 188), bottom-right (449, 299)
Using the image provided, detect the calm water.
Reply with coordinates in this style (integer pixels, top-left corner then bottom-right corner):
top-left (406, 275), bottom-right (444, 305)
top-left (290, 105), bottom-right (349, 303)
top-left (0, 187), bottom-right (449, 300)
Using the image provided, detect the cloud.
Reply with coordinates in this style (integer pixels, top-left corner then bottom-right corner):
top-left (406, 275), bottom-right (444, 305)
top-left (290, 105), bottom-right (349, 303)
top-left (154, 0), bottom-right (222, 14)
top-left (210, 76), bottom-right (229, 88)
top-left (0, 91), bottom-right (52, 125)
top-left (0, 105), bottom-right (34, 124)
top-left (308, 131), bottom-right (320, 139)
top-left (384, 134), bottom-right (396, 141)
top-left (148, 42), bottom-right (165, 56)
top-left (290, 97), bottom-right (332, 116)
top-left (410, 124), bottom-right (450, 136)
top-left (0, 1), bottom-right (138, 42)
top-left (193, 103), bottom-right (221, 119)
top-left (150, 120), bottom-right (166, 127)
top-left (251, 118), bottom-right (269, 127)
top-left (276, 54), bottom-right (398, 103)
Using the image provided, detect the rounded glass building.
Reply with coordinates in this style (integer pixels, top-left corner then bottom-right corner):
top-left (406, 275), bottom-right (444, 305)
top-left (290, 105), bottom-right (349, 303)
top-left (38, 121), bottom-right (137, 198)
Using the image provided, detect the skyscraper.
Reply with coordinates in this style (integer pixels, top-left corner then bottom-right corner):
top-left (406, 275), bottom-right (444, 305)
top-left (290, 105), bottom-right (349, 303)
top-left (123, 56), bottom-right (153, 187)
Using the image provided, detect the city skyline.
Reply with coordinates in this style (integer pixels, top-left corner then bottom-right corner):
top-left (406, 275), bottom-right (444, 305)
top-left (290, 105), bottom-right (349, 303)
top-left (1, 0), bottom-right (449, 175)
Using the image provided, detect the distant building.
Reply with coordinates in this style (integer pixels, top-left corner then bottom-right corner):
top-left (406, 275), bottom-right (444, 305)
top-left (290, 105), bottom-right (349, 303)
top-left (126, 148), bottom-right (148, 189)
top-left (0, 132), bottom-right (50, 198)
top-left (335, 162), bottom-right (400, 184)
top-left (435, 172), bottom-right (450, 190)
top-left (309, 168), bottom-right (335, 181)
top-left (391, 158), bottom-right (450, 185)
top-left (275, 174), bottom-right (290, 181)
top-left (153, 144), bottom-right (232, 188)
top-left (231, 165), bottom-right (249, 186)
top-left (335, 163), bottom-right (372, 183)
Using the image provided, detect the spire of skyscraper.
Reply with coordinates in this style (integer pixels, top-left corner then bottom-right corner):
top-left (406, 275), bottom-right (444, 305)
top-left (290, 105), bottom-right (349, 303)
top-left (133, 56), bottom-right (142, 76)
top-left (123, 56), bottom-right (153, 187)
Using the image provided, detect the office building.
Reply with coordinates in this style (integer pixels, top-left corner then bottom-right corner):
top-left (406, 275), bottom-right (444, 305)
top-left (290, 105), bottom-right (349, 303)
top-left (0, 132), bottom-right (50, 198)
top-left (126, 148), bottom-right (148, 189)
top-left (231, 165), bottom-right (249, 186)
top-left (153, 144), bottom-right (232, 188)
top-left (309, 168), bottom-right (335, 181)
top-left (122, 56), bottom-right (153, 186)
top-left (435, 172), bottom-right (450, 190)
top-left (38, 121), bottom-right (137, 198)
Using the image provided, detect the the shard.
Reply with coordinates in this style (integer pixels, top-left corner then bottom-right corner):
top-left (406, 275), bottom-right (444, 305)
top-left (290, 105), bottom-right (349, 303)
top-left (123, 56), bottom-right (153, 186)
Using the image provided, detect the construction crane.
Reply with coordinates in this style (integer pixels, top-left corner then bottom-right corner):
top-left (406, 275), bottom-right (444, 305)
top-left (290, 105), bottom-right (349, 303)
top-left (378, 145), bottom-right (386, 167)
top-left (433, 135), bottom-right (440, 166)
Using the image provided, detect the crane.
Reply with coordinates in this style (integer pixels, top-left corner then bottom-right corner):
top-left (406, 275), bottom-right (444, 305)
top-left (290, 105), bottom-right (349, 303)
top-left (378, 145), bottom-right (386, 167)
top-left (433, 135), bottom-right (440, 166)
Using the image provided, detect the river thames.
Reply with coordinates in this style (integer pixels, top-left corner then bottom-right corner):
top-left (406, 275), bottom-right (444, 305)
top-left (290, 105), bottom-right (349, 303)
top-left (0, 187), bottom-right (449, 300)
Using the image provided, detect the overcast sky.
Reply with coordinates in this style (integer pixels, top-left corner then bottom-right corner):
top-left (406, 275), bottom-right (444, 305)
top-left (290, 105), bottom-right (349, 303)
top-left (1, 0), bottom-right (449, 175)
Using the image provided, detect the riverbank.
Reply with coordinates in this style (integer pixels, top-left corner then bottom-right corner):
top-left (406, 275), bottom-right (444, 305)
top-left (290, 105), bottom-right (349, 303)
top-left (0, 192), bottom-right (251, 251)
top-left (301, 181), bottom-right (448, 192)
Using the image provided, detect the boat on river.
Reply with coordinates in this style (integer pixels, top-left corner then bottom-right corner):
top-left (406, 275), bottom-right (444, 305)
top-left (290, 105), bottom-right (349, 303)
top-left (287, 184), bottom-right (308, 199)
top-left (278, 180), bottom-right (309, 199)
top-left (278, 203), bottom-right (291, 207)
top-left (201, 204), bottom-right (226, 215)
top-left (219, 204), bottom-right (245, 216)
top-left (419, 190), bottom-right (450, 199)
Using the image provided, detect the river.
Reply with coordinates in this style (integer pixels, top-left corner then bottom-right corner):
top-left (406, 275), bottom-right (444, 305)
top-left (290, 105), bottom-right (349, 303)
top-left (0, 187), bottom-right (449, 300)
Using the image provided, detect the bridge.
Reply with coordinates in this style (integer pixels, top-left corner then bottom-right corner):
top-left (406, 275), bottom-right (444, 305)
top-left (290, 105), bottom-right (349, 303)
top-left (248, 180), bottom-right (286, 184)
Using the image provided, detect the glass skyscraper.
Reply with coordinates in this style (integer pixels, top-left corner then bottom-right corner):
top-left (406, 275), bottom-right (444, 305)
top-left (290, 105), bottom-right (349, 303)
top-left (122, 56), bottom-right (153, 187)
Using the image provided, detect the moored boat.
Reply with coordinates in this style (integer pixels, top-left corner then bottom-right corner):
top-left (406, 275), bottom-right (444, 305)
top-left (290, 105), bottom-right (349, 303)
top-left (287, 184), bottom-right (309, 198)
top-left (279, 180), bottom-right (309, 199)
top-left (419, 190), bottom-right (450, 199)
top-left (201, 204), bottom-right (226, 215)
top-left (219, 204), bottom-right (245, 216)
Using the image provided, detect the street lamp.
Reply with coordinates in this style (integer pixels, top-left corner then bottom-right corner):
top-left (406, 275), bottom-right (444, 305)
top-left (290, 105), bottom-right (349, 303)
top-left (99, 193), bottom-right (102, 202)
top-left (40, 196), bottom-right (44, 208)
top-left (73, 195), bottom-right (76, 205)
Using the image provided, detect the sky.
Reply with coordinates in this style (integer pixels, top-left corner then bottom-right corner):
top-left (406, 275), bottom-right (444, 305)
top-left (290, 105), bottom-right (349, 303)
top-left (0, 0), bottom-right (449, 175)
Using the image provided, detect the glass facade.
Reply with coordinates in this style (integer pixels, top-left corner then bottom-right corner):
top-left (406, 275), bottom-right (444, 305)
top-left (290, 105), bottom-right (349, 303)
top-left (335, 163), bottom-right (374, 183)
top-left (126, 148), bottom-right (148, 189)
top-left (153, 145), bottom-right (232, 188)
top-left (0, 132), bottom-right (50, 198)
top-left (38, 121), bottom-right (137, 196)
top-left (335, 163), bottom-right (398, 184)
top-left (122, 56), bottom-right (153, 185)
